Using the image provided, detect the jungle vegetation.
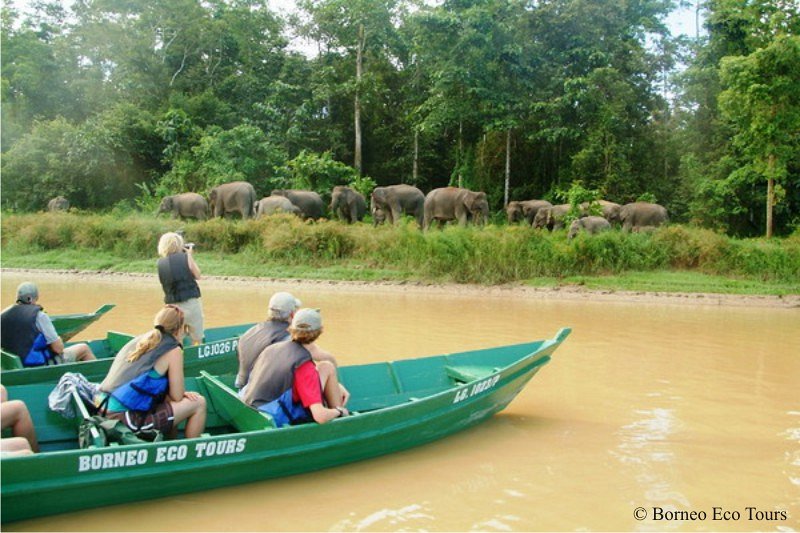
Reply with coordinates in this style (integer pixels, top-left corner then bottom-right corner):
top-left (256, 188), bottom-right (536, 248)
top-left (1, 0), bottom-right (799, 237)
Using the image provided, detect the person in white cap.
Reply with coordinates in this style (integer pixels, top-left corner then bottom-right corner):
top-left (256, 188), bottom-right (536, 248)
top-left (243, 308), bottom-right (350, 427)
top-left (0, 282), bottom-right (95, 366)
top-left (235, 291), bottom-right (302, 389)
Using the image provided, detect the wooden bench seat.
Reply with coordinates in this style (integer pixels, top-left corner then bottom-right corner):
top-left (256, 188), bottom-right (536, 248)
top-left (198, 371), bottom-right (276, 432)
top-left (444, 365), bottom-right (495, 383)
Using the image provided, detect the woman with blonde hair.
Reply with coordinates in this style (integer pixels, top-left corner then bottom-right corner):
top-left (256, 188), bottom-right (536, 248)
top-left (157, 232), bottom-right (204, 345)
top-left (96, 305), bottom-right (206, 439)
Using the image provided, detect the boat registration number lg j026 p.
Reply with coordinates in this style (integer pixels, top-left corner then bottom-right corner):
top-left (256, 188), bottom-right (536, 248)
top-left (452, 374), bottom-right (500, 403)
top-left (197, 339), bottom-right (238, 359)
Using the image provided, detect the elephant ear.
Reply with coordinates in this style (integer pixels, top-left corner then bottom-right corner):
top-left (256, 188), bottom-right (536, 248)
top-left (471, 191), bottom-right (487, 208)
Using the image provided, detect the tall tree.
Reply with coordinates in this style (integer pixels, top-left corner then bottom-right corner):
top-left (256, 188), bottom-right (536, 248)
top-left (719, 35), bottom-right (800, 238)
top-left (298, 0), bottom-right (400, 175)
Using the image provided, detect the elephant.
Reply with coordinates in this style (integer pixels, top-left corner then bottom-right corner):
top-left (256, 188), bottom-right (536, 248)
top-left (271, 189), bottom-right (325, 220)
top-left (567, 216), bottom-right (612, 240)
top-left (370, 184), bottom-right (425, 228)
top-left (619, 202), bottom-right (668, 232)
top-left (532, 204), bottom-right (577, 231)
top-left (47, 196), bottom-right (69, 212)
top-left (157, 193), bottom-right (209, 220)
top-left (372, 206), bottom-right (387, 225)
top-left (330, 186), bottom-right (367, 224)
top-left (581, 200), bottom-right (622, 225)
top-left (423, 187), bottom-right (490, 230)
top-left (506, 200), bottom-right (553, 226)
top-left (253, 195), bottom-right (302, 218)
top-left (209, 181), bottom-right (257, 219)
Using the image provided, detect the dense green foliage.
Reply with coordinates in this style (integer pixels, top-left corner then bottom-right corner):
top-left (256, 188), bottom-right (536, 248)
top-left (3, 213), bottom-right (798, 288)
top-left (1, 0), bottom-right (798, 237)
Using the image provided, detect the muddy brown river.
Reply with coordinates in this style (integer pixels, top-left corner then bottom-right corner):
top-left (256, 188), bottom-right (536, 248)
top-left (1, 271), bottom-right (798, 531)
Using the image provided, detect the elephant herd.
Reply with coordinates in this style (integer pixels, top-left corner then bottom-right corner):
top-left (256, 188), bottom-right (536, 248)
top-left (148, 180), bottom-right (668, 235)
top-left (509, 199), bottom-right (668, 237)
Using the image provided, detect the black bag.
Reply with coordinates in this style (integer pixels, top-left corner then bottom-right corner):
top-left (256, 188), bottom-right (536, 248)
top-left (78, 415), bottom-right (163, 449)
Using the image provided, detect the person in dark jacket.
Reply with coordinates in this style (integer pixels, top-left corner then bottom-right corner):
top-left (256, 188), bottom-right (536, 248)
top-left (0, 282), bottom-right (95, 367)
top-left (96, 305), bottom-right (207, 439)
top-left (157, 232), bottom-right (204, 345)
top-left (235, 291), bottom-right (302, 390)
top-left (243, 309), bottom-right (349, 427)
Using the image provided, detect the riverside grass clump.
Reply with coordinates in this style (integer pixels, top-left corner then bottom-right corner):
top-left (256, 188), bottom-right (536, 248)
top-left (1, 212), bottom-right (798, 285)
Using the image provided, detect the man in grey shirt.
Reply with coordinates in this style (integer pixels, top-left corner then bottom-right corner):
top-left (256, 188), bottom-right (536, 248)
top-left (235, 291), bottom-right (301, 390)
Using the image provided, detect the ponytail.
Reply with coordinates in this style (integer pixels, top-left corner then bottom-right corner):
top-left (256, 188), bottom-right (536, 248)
top-left (127, 329), bottom-right (162, 363)
top-left (127, 305), bottom-right (185, 362)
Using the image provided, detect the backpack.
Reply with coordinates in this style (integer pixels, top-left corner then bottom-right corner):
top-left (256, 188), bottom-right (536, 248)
top-left (78, 415), bottom-right (163, 449)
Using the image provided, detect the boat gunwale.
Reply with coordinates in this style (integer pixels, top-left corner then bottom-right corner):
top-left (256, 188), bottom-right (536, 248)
top-left (1, 328), bottom-right (571, 523)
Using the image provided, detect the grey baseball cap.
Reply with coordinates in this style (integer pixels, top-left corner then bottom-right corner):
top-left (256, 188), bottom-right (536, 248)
top-left (269, 291), bottom-right (302, 314)
top-left (16, 282), bottom-right (39, 304)
top-left (291, 308), bottom-right (322, 331)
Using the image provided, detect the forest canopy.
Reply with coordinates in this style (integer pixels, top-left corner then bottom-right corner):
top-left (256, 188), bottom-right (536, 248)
top-left (1, 0), bottom-right (798, 237)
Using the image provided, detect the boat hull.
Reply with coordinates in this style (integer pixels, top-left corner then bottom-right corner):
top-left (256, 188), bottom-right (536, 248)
top-left (50, 304), bottom-right (116, 342)
top-left (0, 324), bottom-right (254, 386)
top-left (1, 328), bottom-right (570, 523)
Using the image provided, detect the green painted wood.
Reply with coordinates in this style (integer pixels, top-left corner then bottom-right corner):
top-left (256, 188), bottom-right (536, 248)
top-left (1, 350), bottom-right (24, 370)
top-left (0, 328), bottom-right (571, 524)
top-left (198, 371), bottom-right (276, 432)
top-left (50, 304), bottom-right (116, 341)
top-left (0, 323), bottom-right (255, 386)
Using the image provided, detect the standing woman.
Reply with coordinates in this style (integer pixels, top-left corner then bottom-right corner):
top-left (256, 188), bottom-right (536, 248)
top-left (96, 305), bottom-right (207, 439)
top-left (157, 232), bottom-right (204, 345)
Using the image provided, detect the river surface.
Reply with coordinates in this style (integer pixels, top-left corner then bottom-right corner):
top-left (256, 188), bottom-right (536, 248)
top-left (1, 272), bottom-right (798, 531)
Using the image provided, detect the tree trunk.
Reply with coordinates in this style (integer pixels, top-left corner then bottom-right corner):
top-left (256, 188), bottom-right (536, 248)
top-left (504, 128), bottom-right (511, 207)
top-left (458, 120), bottom-right (463, 188)
top-left (766, 154), bottom-right (775, 238)
top-left (354, 24), bottom-right (365, 175)
top-left (412, 129), bottom-right (419, 184)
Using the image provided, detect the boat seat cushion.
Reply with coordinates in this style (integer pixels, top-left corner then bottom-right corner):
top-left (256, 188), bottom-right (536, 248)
top-left (199, 371), bottom-right (276, 432)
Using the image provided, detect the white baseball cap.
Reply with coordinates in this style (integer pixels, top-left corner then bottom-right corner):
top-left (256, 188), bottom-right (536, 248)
top-left (291, 308), bottom-right (322, 331)
top-left (268, 292), bottom-right (301, 314)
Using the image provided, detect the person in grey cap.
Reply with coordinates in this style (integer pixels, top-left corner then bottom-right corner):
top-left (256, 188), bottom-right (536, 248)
top-left (243, 308), bottom-right (350, 427)
top-left (0, 282), bottom-right (95, 366)
top-left (235, 291), bottom-right (302, 389)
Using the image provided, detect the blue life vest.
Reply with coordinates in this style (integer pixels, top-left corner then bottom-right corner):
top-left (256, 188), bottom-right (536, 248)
top-left (23, 333), bottom-right (58, 367)
top-left (258, 388), bottom-right (312, 428)
top-left (110, 371), bottom-right (168, 412)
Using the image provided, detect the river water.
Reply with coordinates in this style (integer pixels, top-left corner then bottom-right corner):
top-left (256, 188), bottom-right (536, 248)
top-left (1, 272), bottom-right (798, 531)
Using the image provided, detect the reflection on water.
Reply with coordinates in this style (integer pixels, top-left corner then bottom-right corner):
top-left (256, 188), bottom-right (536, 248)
top-left (2, 272), bottom-right (799, 531)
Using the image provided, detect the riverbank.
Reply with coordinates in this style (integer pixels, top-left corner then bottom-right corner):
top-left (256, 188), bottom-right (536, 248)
top-left (3, 268), bottom-right (798, 309)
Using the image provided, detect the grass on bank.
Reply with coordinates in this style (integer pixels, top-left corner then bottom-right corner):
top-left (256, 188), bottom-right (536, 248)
top-left (1, 211), bottom-right (799, 296)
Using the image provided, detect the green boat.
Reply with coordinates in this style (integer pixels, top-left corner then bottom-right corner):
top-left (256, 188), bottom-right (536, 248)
top-left (50, 304), bottom-right (115, 341)
top-left (0, 323), bottom-right (255, 386)
top-left (0, 327), bottom-right (570, 523)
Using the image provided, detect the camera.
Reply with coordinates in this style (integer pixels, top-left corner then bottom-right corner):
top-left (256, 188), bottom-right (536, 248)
top-left (184, 242), bottom-right (195, 250)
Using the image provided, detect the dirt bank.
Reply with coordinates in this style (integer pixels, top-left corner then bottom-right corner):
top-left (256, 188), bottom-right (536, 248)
top-left (3, 268), bottom-right (798, 309)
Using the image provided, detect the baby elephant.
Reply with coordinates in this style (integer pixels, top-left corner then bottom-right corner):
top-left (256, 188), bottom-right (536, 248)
top-left (568, 216), bottom-right (611, 240)
top-left (47, 196), bottom-right (69, 212)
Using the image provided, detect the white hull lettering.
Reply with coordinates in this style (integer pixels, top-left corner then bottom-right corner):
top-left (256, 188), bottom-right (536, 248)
top-left (195, 438), bottom-right (247, 458)
top-left (452, 374), bottom-right (501, 404)
top-left (155, 444), bottom-right (188, 463)
top-left (77, 438), bottom-right (248, 472)
top-left (79, 449), bottom-right (148, 472)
